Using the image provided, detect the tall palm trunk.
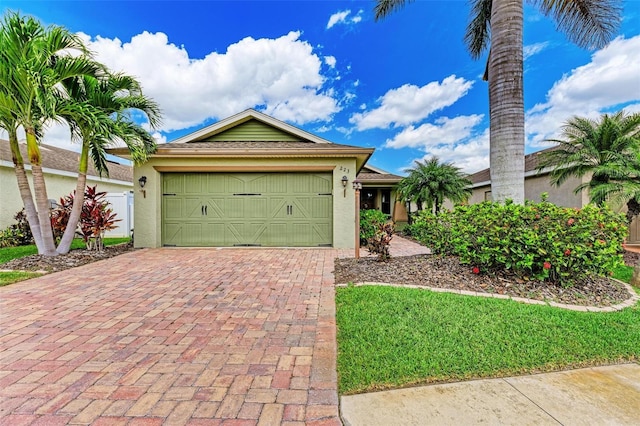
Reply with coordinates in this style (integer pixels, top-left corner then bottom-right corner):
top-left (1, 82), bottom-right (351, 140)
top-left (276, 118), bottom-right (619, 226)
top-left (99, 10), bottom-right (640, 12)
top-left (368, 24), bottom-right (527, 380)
top-left (488, 0), bottom-right (525, 204)
top-left (25, 128), bottom-right (57, 256)
top-left (7, 129), bottom-right (43, 245)
top-left (56, 141), bottom-right (89, 254)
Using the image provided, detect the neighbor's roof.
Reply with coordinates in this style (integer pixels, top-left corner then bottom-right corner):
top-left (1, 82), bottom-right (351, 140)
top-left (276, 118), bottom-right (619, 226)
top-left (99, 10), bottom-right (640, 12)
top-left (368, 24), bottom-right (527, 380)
top-left (469, 146), bottom-right (558, 187)
top-left (0, 140), bottom-right (133, 183)
top-left (108, 109), bottom-right (374, 171)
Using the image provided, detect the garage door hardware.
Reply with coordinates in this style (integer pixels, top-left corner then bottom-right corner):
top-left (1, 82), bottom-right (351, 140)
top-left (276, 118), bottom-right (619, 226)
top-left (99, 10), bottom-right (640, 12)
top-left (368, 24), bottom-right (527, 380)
top-left (201, 205), bottom-right (208, 215)
top-left (286, 205), bottom-right (294, 215)
top-left (163, 193), bottom-right (177, 196)
top-left (318, 192), bottom-right (332, 196)
top-left (233, 244), bottom-right (262, 246)
top-left (233, 193), bottom-right (262, 196)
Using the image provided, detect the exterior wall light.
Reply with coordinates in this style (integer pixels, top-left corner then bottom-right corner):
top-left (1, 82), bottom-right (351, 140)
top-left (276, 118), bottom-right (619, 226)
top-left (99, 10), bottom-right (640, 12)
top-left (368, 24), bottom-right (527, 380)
top-left (138, 176), bottom-right (147, 198)
top-left (341, 175), bottom-right (349, 197)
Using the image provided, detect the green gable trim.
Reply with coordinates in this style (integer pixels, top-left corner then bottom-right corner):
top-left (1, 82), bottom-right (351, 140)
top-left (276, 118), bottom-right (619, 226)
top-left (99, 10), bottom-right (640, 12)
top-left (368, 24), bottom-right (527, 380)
top-left (200, 119), bottom-right (304, 142)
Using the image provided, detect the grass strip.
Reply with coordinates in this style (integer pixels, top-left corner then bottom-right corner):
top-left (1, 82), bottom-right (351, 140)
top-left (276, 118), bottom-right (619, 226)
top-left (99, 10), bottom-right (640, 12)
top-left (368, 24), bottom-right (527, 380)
top-left (336, 285), bottom-right (640, 394)
top-left (0, 237), bottom-right (130, 264)
top-left (0, 271), bottom-right (43, 286)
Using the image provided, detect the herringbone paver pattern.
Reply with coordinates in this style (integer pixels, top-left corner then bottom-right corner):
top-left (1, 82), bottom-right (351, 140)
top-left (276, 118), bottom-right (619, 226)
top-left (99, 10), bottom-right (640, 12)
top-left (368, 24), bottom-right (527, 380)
top-left (0, 248), bottom-right (341, 425)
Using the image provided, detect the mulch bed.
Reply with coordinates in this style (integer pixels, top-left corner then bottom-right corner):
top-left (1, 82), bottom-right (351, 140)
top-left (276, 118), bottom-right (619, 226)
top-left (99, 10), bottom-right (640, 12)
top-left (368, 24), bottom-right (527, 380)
top-left (335, 253), bottom-right (637, 307)
top-left (1, 243), bottom-right (138, 273)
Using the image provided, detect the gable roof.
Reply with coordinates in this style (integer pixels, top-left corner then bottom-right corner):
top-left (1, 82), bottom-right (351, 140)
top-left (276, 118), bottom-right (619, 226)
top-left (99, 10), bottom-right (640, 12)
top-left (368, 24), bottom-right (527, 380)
top-left (469, 146), bottom-right (558, 187)
top-left (357, 165), bottom-right (403, 184)
top-left (0, 140), bottom-right (133, 183)
top-left (108, 109), bottom-right (374, 171)
top-left (172, 109), bottom-right (333, 144)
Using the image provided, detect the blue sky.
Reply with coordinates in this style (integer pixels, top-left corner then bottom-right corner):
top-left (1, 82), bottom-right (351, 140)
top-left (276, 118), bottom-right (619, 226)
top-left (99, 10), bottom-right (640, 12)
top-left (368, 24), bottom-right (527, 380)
top-left (3, 0), bottom-right (640, 175)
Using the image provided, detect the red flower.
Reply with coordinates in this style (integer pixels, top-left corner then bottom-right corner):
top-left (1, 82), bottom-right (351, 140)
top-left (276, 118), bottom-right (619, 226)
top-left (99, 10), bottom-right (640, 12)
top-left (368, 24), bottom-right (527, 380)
top-left (564, 249), bottom-right (571, 256)
top-left (543, 262), bottom-right (551, 270)
top-left (567, 218), bottom-right (575, 226)
top-left (472, 267), bottom-right (480, 274)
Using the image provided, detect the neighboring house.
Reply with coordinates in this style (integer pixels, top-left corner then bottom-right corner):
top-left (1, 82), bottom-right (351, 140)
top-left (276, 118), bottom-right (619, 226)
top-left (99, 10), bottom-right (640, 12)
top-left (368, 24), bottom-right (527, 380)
top-left (0, 140), bottom-right (134, 237)
top-left (468, 147), bottom-right (640, 244)
top-left (108, 109), bottom-right (374, 249)
top-left (356, 165), bottom-right (408, 224)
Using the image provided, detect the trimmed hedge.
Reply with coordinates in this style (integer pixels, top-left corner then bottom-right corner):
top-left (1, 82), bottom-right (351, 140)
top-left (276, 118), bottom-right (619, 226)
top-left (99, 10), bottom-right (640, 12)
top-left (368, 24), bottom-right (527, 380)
top-left (407, 200), bottom-right (627, 286)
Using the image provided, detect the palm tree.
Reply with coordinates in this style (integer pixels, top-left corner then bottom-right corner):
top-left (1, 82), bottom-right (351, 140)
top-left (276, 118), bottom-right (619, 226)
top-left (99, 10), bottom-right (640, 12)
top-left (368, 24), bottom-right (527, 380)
top-left (0, 12), bottom-right (103, 255)
top-left (375, 0), bottom-right (621, 204)
top-left (537, 111), bottom-right (640, 218)
top-left (55, 73), bottom-right (161, 254)
top-left (398, 157), bottom-right (472, 215)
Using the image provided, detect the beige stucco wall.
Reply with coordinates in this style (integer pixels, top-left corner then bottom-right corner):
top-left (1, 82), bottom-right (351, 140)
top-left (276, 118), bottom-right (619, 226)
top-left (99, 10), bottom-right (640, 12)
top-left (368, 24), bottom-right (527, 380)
top-left (1, 165), bottom-right (132, 230)
top-left (469, 173), bottom-right (590, 208)
top-left (133, 157), bottom-right (360, 249)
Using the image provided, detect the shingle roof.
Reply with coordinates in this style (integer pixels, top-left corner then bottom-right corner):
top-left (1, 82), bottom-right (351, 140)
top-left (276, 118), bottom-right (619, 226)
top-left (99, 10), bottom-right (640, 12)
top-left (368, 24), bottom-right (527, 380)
top-left (356, 172), bottom-right (402, 183)
top-left (0, 139), bottom-right (133, 183)
top-left (468, 146), bottom-right (558, 186)
top-left (160, 141), bottom-right (362, 150)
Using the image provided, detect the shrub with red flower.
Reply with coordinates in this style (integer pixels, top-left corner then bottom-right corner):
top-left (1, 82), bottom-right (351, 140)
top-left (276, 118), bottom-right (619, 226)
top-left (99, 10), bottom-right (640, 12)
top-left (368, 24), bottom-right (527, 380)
top-left (543, 261), bottom-right (552, 270)
top-left (472, 266), bottom-right (480, 274)
top-left (564, 249), bottom-right (571, 256)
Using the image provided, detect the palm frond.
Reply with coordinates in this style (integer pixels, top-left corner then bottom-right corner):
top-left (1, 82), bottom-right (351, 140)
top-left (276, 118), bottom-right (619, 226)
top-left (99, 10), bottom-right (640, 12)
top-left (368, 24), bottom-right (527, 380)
top-left (374, 0), bottom-right (411, 21)
top-left (534, 0), bottom-right (622, 49)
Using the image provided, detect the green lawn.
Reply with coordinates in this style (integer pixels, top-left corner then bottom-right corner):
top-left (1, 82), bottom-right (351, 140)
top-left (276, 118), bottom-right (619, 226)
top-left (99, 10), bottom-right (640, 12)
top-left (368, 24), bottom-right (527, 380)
top-left (336, 279), bottom-right (640, 394)
top-left (0, 271), bottom-right (44, 286)
top-left (613, 264), bottom-right (634, 283)
top-left (0, 237), bottom-right (130, 264)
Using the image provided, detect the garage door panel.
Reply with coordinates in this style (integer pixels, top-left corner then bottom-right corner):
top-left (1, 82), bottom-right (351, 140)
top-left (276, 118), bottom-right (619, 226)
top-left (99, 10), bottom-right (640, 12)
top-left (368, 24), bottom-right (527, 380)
top-left (163, 174), bottom-right (184, 193)
top-left (206, 198), bottom-right (227, 218)
top-left (206, 174), bottom-right (227, 193)
top-left (245, 174), bottom-right (268, 194)
top-left (247, 198), bottom-right (268, 219)
top-left (227, 175), bottom-right (246, 193)
top-left (266, 223), bottom-right (288, 245)
top-left (312, 198), bottom-right (332, 219)
top-left (269, 175), bottom-right (287, 193)
top-left (185, 198), bottom-right (204, 218)
top-left (204, 223), bottom-right (225, 245)
top-left (269, 198), bottom-right (289, 218)
top-left (163, 223), bottom-right (181, 246)
top-left (162, 172), bottom-right (333, 247)
top-left (310, 174), bottom-right (332, 193)
top-left (163, 198), bottom-right (183, 220)
top-left (314, 223), bottom-right (332, 243)
top-left (184, 174), bottom-right (204, 194)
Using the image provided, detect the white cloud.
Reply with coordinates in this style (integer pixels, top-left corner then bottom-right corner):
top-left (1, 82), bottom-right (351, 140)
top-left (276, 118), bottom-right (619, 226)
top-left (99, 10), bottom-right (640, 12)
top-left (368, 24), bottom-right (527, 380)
top-left (523, 42), bottom-right (549, 60)
top-left (384, 114), bottom-right (484, 149)
top-left (526, 35), bottom-right (640, 146)
top-left (152, 132), bottom-right (168, 144)
top-left (80, 30), bottom-right (341, 132)
top-left (349, 75), bottom-right (474, 131)
top-left (326, 9), bottom-right (364, 29)
top-left (324, 55), bottom-right (337, 68)
top-left (396, 128), bottom-right (489, 175)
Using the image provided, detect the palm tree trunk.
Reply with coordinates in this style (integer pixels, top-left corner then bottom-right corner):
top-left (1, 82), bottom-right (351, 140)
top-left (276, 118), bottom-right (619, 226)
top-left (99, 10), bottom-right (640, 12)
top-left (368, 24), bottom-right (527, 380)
top-left (488, 0), bottom-right (525, 204)
top-left (25, 129), bottom-right (57, 256)
top-left (7, 129), bottom-right (43, 246)
top-left (57, 142), bottom-right (89, 254)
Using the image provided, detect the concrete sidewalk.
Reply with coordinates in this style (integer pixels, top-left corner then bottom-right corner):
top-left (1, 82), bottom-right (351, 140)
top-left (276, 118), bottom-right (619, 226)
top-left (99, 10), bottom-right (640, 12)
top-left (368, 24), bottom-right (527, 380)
top-left (341, 363), bottom-right (640, 425)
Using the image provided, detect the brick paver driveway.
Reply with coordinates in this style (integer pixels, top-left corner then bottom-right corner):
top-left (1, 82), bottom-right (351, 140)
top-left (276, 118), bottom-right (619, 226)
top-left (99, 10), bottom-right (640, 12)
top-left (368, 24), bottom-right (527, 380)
top-left (0, 248), bottom-right (342, 425)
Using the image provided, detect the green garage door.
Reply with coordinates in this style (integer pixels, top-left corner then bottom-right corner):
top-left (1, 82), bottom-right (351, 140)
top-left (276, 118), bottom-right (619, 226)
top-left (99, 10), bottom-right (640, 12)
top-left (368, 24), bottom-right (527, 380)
top-left (162, 173), bottom-right (333, 247)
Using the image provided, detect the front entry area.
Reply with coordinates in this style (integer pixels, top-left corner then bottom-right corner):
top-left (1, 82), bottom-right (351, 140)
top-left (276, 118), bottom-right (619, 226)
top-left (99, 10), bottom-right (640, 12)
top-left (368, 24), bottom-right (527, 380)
top-left (161, 172), bottom-right (333, 247)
